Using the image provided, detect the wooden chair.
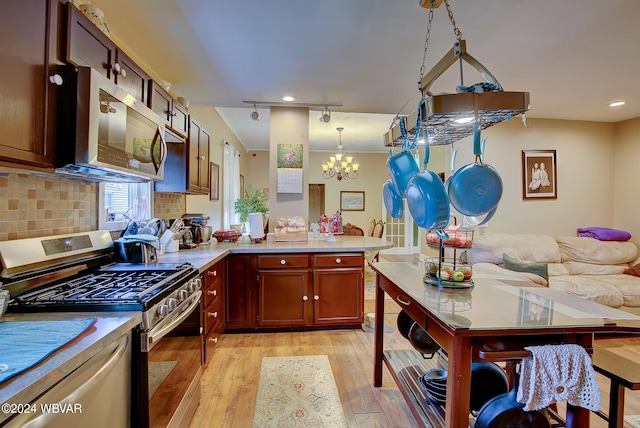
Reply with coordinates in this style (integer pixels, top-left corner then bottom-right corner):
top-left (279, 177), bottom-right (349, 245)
top-left (343, 223), bottom-right (364, 236)
top-left (366, 219), bottom-right (376, 237)
top-left (366, 221), bottom-right (385, 269)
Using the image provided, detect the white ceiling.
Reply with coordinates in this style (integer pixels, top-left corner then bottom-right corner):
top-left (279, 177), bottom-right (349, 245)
top-left (91, 0), bottom-right (640, 153)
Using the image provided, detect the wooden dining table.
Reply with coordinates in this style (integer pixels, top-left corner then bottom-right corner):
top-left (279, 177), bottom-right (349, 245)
top-left (372, 262), bottom-right (630, 428)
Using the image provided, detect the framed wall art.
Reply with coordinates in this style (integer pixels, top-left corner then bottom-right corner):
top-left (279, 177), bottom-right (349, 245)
top-left (522, 150), bottom-right (557, 199)
top-left (210, 162), bottom-right (220, 201)
top-left (340, 191), bottom-right (365, 211)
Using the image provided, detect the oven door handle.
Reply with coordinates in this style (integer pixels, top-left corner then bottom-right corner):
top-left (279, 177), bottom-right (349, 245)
top-left (145, 290), bottom-right (202, 352)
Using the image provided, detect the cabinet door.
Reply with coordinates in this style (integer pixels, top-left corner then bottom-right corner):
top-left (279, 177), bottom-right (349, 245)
top-left (258, 270), bottom-right (310, 327)
top-left (114, 49), bottom-right (149, 104)
top-left (149, 80), bottom-right (172, 127)
top-left (224, 255), bottom-right (254, 330)
top-left (171, 100), bottom-right (189, 138)
top-left (188, 117), bottom-right (201, 192)
top-left (199, 126), bottom-right (211, 194)
top-left (66, 3), bottom-right (114, 80)
top-left (0, 0), bottom-right (57, 167)
top-left (313, 269), bottom-right (363, 325)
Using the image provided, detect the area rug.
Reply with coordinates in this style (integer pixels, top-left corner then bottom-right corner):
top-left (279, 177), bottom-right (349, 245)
top-left (253, 355), bottom-right (347, 428)
top-left (148, 361), bottom-right (177, 398)
top-left (626, 415), bottom-right (640, 428)
top-left (364, 270), bottom-right (392, 300)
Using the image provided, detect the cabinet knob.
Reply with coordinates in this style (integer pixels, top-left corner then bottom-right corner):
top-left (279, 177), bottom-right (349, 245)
top-left (314, 295), bottom-right (319, 301)
top-left (280, 260), bottom-right (286, 265)
top-left (49, 74), bottom-right (63, 85)
top-left (208, 311), bottom-right (218, 318)
top-left (336, 258), bottom-right (342, 264)
top-left (207, 289), bottom-right (217, 296)
top-left (170, 110), bottom-right (177, 117)
top-left (209, 337), bottom-right (218, 343)
top-left (302, 295), bottom-right (308, 301)
top-left (120, 68), bottom-right (126, 77)
top-left (112, 62), bottom-right (121, 72)
top-left (207, 270), bottom-right (217, 277)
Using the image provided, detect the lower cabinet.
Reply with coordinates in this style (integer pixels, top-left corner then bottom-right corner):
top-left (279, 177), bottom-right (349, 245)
top-left (202, 260), bottom-right (224, 364)
top-left (224, 252), bottom-right (364, 331)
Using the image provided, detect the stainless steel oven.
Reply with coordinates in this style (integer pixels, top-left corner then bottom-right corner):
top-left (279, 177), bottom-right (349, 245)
top-left (0, 231), bottom-right (204, 428)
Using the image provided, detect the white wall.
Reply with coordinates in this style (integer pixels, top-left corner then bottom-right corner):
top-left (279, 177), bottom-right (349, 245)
top-left (614, 117), bottom-right (640, 247)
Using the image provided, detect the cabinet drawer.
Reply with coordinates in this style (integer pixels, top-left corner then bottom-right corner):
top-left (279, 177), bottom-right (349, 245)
top-left (258, 255), bottom-right (309, 269)
top-left (204, 297), bottom-right (223, 335)
top-left (204, 326), bottom-right (223, 365)
top-left (204, 263), bottom-right (223, 289)
top-left (203, 281), bottom-right (222, 309)
top-left (314, 254), bottom-right (363, 268)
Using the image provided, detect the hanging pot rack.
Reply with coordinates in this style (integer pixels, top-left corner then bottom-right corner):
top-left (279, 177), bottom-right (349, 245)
top-left (383, 1), bottom-right (530, 147)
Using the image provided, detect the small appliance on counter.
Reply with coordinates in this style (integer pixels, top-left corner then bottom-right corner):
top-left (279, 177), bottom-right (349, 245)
top-left (182, 214), bottom-right (212, 246)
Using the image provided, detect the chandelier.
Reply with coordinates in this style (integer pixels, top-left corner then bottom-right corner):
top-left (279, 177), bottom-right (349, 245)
top-left (321, 127), bottom-right (359, 181)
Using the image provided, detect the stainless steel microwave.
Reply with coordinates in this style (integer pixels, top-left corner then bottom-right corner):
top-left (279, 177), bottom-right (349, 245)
top-left (56, 66), bottom-right (167, 182)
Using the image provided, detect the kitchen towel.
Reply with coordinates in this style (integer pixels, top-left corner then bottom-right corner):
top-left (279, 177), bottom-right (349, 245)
top-left (0, 317), bottom-right (97, 383)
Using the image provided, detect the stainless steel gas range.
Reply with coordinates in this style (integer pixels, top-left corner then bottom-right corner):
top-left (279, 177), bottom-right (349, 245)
top-left (0, 231), bottom-right (203, 428)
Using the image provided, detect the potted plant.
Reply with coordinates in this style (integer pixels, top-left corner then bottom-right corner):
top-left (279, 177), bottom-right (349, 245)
top-left (234, 185), bottom-right (269, 223)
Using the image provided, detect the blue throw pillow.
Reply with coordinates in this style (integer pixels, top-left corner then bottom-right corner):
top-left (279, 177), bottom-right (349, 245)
top-left (502, 254), bottom-right (549, 282)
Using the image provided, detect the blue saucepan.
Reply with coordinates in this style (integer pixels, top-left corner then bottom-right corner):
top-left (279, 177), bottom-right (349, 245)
top-left (386, 150), bottom-right (420, 196)
top-left (383, 179), bottom-right (403, 219)
top-left (406, 142), bottom-right (450, 231)
top-left (448, 123), bottom-right (502, 216)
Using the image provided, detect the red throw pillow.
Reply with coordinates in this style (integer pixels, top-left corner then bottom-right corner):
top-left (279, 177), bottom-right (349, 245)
top-left (624, 263), bottom-right (640, 277)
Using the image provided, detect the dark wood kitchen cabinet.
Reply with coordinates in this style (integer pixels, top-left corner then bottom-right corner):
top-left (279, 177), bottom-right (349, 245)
top-left (224, 253), bottom-right (364, 331)
top-left (66, 3), bottom-right (149, 103)
top-left (313, 254), bottom-right (364, 325)
top-left (202, 260), bottom-right (224, 365)
top-left (257, 255), bottom-right (311, 327)
top-left (149, 80), bottom-right (189, 139)
top-left (224, 254), bottom-right (254, 330)
top-left (0, 0), bottom-right (60, 168)
top-left (188, 117), bottom-right (211, 195)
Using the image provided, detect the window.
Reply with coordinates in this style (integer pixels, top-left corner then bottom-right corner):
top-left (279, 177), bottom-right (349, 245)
top-left (223, 143), bottom-right (241, 229)
top-left (98, 182), bottom-right (153, 231)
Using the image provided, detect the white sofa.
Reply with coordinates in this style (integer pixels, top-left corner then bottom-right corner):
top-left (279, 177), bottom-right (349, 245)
top-left (467, 233), bottom-right (640, 312)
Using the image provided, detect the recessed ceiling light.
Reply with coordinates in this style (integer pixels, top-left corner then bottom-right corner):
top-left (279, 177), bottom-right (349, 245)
top-left (609, 100), bottom-right (626, 107)
top-left (281, 95), bottom-right (296, 102)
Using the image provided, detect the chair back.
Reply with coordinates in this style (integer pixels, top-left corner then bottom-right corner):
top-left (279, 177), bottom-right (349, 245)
top-left (367, 219), bottom-right (376, 237)
top-left (343, 223), bottom-right (364, 236)
top-left (373, 220), bottom-right (384, 238)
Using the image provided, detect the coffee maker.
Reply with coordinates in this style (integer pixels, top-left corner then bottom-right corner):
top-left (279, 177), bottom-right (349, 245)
top-left (181, 214), bottom-right (212, 246)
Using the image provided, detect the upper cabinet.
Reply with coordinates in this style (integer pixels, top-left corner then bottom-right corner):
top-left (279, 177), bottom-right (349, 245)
top-left (0, 0), bottom-right (60, 167)
top-left (66, 3), bottom-right (149, 103)
top-left (148, 80), bottom-right (189, 139)
top-left (188, 117), bottom-right (211, 194)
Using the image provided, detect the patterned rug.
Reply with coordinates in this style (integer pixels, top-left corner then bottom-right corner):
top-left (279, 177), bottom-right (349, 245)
top-left (253, 355), bottom-right (347, 428)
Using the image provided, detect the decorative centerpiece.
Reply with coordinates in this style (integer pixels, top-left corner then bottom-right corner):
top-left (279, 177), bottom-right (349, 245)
top-left (424, 257), bottom-right (473, 288)
top-left (234, 185), bottom-right (269, 236)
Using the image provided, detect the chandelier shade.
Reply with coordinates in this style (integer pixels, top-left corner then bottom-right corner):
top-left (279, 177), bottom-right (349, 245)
top-left (321, 127), bottom-right (359, 181)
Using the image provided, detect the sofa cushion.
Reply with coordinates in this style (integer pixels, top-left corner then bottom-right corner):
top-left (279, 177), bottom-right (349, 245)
top-left (604, 275), bottom-right (640, 307)
top-left (469, 234), bottom-right (561, 265)
top-left (548, 276), bottom-right (625, 308)
top-left (547, 263), bottom-right (570, 276)
top-left (471, 262), bottom-right (548, 286)
top-left (503, 254), bottom-right (549, 282)
top-left (556, 236), bottom-right (638, 265)
top-left (563, 261), bottom-right (629, 275)
top-left (624, 263), bottom-right (640, 277)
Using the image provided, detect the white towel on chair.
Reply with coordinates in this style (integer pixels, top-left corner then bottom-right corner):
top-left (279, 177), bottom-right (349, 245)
top-left (516, 344), bottom-right (600, 411)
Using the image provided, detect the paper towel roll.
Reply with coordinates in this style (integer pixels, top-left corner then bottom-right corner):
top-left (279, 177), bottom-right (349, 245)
top-left (248, 213), bottom-right (265, 239)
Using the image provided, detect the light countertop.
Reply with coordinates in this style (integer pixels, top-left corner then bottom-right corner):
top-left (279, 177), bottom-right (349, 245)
top-left (0, 311), bottom-right (141, 423)
top-left (158, 235), bottom-right (393, 272)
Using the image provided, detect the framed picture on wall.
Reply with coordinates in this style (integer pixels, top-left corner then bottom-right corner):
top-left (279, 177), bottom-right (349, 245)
top-left (340, 191), bottom-right (365, 211)
top-left (522, 150), bottom-right (557, 199)
top-left (210, 162), bottom-right (220, 201)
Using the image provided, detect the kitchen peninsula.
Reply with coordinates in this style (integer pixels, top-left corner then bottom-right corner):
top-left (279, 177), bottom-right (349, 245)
top-left (160, 235), bottom-right (392, 333)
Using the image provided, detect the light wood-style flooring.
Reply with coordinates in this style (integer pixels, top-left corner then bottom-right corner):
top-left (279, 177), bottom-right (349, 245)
top-left (189, 255), bottom-right (640, 428)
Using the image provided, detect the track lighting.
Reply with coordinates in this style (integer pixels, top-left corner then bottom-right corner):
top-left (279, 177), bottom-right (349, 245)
top-left (251, 104), bottom-right (260, 121)
top-left (320, 106), bottom-right (331, 123)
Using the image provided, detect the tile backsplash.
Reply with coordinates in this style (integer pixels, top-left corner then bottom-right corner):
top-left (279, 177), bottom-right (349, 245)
top-left (0, 173), bottom-right (187, 242)
top-left (0, 173), bottom-right (98, 241)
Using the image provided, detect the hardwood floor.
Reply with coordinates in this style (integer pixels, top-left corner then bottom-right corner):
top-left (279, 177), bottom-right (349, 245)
top-left (189, 254), bottom-right (640, 428)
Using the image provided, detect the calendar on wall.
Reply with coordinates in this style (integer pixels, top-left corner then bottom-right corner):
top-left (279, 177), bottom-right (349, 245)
top-left (276, 144), bottom-right (303, 194)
